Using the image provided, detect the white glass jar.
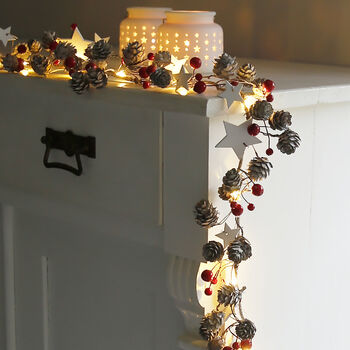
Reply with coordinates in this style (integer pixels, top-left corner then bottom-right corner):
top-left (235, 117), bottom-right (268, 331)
top-left (157, 11), bottom-right (224, 73)
top-left (119, 7), bottom-right (171, 55)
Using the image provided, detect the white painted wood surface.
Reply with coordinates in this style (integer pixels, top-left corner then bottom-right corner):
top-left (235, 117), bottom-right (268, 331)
top-left (0, 59), bottom-right (350, 350)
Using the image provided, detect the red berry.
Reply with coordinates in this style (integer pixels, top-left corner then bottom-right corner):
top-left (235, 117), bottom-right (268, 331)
top-left (223, 347), bottom-right (232, 350)
top-left (247, 203), bottom-right (255, 211)
top-left (263, 79), bottom-right (275, 92)
top-left (230, 201), bottom-right (237, 209)
top-left (230, 80), bottom-right (239, 86)
top-left (142, 81), bottom-right (151, 89)
top-left (204, 287), bottom-right (212, 296)
top-left (240, 339), bottom-right (252, 349)
top-left (85, 62), bottom-right (97, 70)
top-left (71, 23), bottom-right (78, 31)
top-left (49, 41), bottom-right (58, 51)
top-left (139, 67), bottom-right (149, 79)
top-left (17, 44), bottom-right (27, 54)
top-left (195, 73), bottom-right (203, 81)
top-left (146, 65), bottom-right (156, 75)
top-left (201, 270), bottom-right (213, 282)
top-left (147, 52), bottom-right (155, 60)
top-left (231, 204), bottom-right (243, 216)
top-left (247, 123), bottom-right (260, 136)
top-left (190, 57), bottom-right (201, 69)
top-left (266, 93), bottom-right (274, 102)
top-left (211, 277), bottom-right (218, 284)
top-left (16, 58), bottom-right (24, 71)
top-left (266, 148), bottom-right (274, 156)
top-left (232, 342), bottom-right (241, 350)
top-left (252, 184), bottom-right (264, 196)
top-left (53, 59), bottom-right (60, 66)
top-left (64, 56), bottom-right (76, 69)
top-left (193, 81), bottom-right (206, 94)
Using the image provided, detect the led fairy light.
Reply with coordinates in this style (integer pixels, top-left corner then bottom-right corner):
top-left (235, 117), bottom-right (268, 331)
top-left (157, 11), bottom-right (224, 73)
top-left (119, 7), bottom-right (171, 56)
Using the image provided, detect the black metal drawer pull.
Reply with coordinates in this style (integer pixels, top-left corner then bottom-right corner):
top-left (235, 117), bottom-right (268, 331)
top-left (41, 128), bottom-right (96, 176)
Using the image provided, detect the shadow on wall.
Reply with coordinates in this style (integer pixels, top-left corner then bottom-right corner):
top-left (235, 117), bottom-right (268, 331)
top-left (1, 0), bottom-right (350, 66)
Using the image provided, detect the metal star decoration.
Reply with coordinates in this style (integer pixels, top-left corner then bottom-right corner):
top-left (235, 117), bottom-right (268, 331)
top-left (94, 33), bottom-right (110, 43)
top-left (0, 27), bottom-right (17, 47)
top-left (165, 55), bottom-right (188, 74)
top-left (174, 65), bottom-right (192, 91)
top-left (216, 223), bottom-right (240, 248)
top-left (216, 119), bottom-right (262, 160)
top-left (219, 81), bottom-right (244, 109)
top-left (62, 27), bottom-right (92, 59)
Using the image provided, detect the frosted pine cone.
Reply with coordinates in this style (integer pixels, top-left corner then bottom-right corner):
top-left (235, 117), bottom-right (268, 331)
top-left (249, 100), bottom-right (273, 121)
top-left (223, 168), bottom-right (241, 190)
top-left (122, 41), bottom-right (144, 67)
top-left (227, 236), bottom-right (252, 265)
top-left (87, 68), bottom-right (107, 88)
top-left (202, 311), bottom-right (225, 331)
top-left (150, 68), bottom-right (171, 88)
top-left (42, 31), bottom-right (57, 49)
top-left (247, 157), bottom-right (272, 181)
top-left (54, 42), bottom-right (76, 60)
top-left (236, 63), bottom-right (256, 81)
top-left (202, 241), bottom-right (224, 262)
top-left (194, 200), bottom-right (218, 228)
top-left (31, 55), bottom-right (51, 75)
top-left (154, 51), bottom-right (171, 66)
top-left (2, 54), bottom-right (19, 72)
top-left (217, 284), bottom-right (244, 307)
top-left (208, 337), bottom-right (225, 350)
top-left (199, 324), bottom-right (216, 341)
top-left (213, 53), bottom-right (237, 79)
top-left (218, 185), bottom-right (231, 201)
top-left (91, 40), bottom-right (111, 60)
top-left (70, 71), bottom-right (90, 94)
top-left (28, 39), bottom-right (41, 53)
top-left (235, 319), bottom-right (256, 340)
top-left (269, 110), bottom-right (292, 130)
top-left (277, 130), bottom-right (301, 155)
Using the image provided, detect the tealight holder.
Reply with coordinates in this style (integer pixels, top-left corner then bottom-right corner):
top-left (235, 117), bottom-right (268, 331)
top-left (119, 7), bottom-right (171, 55)
top-left (157, 11), bottom-right (224, 73)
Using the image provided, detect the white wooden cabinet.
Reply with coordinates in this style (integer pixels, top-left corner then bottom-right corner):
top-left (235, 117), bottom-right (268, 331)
top-left (1, 60), bottom-right (350, 350)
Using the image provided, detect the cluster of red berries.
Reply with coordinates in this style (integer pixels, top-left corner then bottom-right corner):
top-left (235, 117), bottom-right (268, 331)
top-left (262, 79), bottom-right (275, 102)
top-left (223, 339), bottom-right (252, 350)
top-left (201, 269), bottom-right (218, 296)
top-left (190, 57), bottom-right (207, 94)
top-left (137, 52), bottom-right (157, 89)
top-left (247, 122), bottom-right (274, 156)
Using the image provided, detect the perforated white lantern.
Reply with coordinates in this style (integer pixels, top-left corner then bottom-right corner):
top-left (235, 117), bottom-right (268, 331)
top-left (119, 7), bottom-right (171, 55)
top-left (157, 11), bottom-right (224, 73)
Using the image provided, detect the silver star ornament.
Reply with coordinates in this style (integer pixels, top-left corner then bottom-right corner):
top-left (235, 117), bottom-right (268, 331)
top-left (0, 27), bottom-right (17, 47)
top-left (216, 223), bottom-right (240, 248)
top-left (219, 81), bottom-right (244, 109)
top-left (174, 65), bottom-right (192, 91)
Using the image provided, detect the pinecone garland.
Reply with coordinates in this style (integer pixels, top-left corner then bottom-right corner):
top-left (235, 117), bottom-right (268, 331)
top-left (150, 68), bottom-right (171, 88)
top-left (223, 168), bottom-right (241, 190)
top-left (201, 311), bottom-right (225, 331)
top-left (208, 337), bottom-right (225, 350)
top-left (30, 55), bottom-right (51, 75)
top-left (269, 110), bottom-right (292, 130)
top-left (87, 68), bottom-right (108, 88)
top-left (122, 41), bottom-right (144, 67)
top-left (235, 319), bottom-right (256, 340)
top-left (236, 63), bottom-right (256, 81)
top-left (91, 40), bottom-right (112, 60)
top-left (28, 39), bottom-right (41, 53)
top-left (194, 200), bottom-right (219, 228)
top-left (218, 185), bottom-right (231, 201)
top-left (213, 53), bottom-right (237, 79)
top-left (227, 236), bottom-right (252, 265)
top-left (202, 241), bottom-right (224, 262)
top-left (154, 51), bottom-right (171, 66)
top-left (2, 54), bottom-right (18, 72)
top-left (54, 42), bottom-right (76, 60)
top-left (247, 157), bottom-right (272, 181)
top-left (42, 31), bottom-right (57, 49)
top-left (249, 100), bottom-right (273, 121)
top-left (199, 324), bottom-right (216, 341)
top-left (70, 71), bottom-right (90, 94)
top-left (277, 129), bottom-right (301, 155)
top-left (217, 284), bottom-right (243, 307)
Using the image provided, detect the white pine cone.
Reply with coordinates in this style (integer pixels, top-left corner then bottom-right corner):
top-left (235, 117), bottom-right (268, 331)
top-left (227, 236), bottom-right (252, 265)
top-left (247, 157), bottom-right (272, 181)
top-left (154, 51), bottom-right (171, 66)
top-left (202, 311), bottom-right (225, 332)
top-left (194, 200), bottom-right (219, 228)
top-left (2, 54), bottom-right (19, 72)
top-left (249, 100), bottom-right (273, 121)
top-left (199, 324), bottom-right (216, 341)
top-left (87, 68), bottom-right (108, 88)
top-left (28, 39), bottom-right (41, 53)
top-left (70, 71), bottom-right (90, 94)
top-left (213, 53), bottom-right (237, 79)
top-left (202, 241), bottom-right (224, 262)
top-left (30, 54), bottom-right (51, 75)
top-left (218, 185), bottom-right (231, 201)
top-left (54, 42), bottom-right (77, 60)
top-left (277, 129), bottom-right (301, 155)
top-left (217, 284), bottom-right (243, 307)
top-left (150, 68), bottom-right (171, 88)
top-left (122, 41), bottom-right (144, 67)
top-left (269, 110), bottom-right (292, 130)
top-left (42, 31), bottom-right (57, 49)
top-left (208, 337), bottom-right (225, 350)
top-left (235, 319), bottom-right (256, 340)
top-left (92, 40), bottom-right (112, 60)
top-left (223, 168), bottom-right (241, 190)
top-left (236, 63), bottom-right (256, 81)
